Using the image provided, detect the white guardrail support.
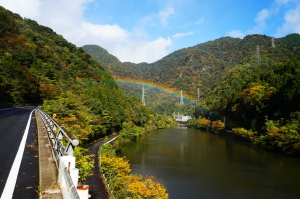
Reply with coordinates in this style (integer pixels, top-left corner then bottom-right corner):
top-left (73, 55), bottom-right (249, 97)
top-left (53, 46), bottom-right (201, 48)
top-left (37, 108), bottom-right (89, 199)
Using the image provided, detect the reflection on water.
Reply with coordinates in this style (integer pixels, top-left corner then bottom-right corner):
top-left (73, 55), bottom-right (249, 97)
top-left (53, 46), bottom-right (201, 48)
top-left (116, 127), bottom-right (300, 199)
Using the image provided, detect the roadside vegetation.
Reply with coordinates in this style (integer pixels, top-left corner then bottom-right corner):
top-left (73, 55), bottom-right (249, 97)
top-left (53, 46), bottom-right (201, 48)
top-left (99, 141), bottom-right (169, 199)
top-left (1, 5), bottom-right (300, 197)
top-left (0, 6), bottom-right (175, 191)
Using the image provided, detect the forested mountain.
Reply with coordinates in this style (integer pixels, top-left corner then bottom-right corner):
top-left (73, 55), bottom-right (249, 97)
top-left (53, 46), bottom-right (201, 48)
top-left (0, 6), bottom-right (174, 194)
top-left (84, 33), bottom-right (300, 155)
top-left (84, 33), bottom-right (300, 116)
top-left (0, 6), bottom-right (175, 142)
top-left (80, 45), bottom-right (135, 78)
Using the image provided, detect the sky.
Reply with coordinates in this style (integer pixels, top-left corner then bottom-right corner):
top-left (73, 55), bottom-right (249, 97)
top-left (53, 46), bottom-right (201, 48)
top-left (0, 0), bottom-right (300, 63)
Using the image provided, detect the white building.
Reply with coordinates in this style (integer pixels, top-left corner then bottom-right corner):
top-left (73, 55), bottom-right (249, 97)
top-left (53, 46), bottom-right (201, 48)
top-left (174, 114), bottom-right (192, 122)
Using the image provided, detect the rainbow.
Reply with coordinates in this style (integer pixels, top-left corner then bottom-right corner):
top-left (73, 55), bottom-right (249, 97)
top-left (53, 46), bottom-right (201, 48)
top-left (117, 77), bottom-right (187, 100)
top-left (115, 77), bottom-right (235, 127)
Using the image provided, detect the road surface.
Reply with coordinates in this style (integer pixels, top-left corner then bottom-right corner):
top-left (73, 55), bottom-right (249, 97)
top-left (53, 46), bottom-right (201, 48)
top-left (0, 107), bottom-right (38, 199)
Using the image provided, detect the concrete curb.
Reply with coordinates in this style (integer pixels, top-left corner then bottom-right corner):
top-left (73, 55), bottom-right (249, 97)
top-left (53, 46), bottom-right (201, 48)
top-left (36, 110), bottom-right (63, 199)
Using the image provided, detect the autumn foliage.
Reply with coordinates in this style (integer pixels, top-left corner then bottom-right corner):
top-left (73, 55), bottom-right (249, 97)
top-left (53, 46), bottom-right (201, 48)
top-left (100, 143), bottom-right (169, 198)
top-left (232, 128), bottom-right (257, 141)
top-left (187, 117), bottom-right (225, 133)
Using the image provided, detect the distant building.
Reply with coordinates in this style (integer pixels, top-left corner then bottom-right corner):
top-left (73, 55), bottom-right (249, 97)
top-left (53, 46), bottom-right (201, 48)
top-left (174, 114), bottom-right (192, 123)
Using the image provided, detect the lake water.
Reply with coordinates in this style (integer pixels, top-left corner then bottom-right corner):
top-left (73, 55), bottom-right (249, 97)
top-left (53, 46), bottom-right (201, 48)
top-left (116, 126), bottom-right (300, 199)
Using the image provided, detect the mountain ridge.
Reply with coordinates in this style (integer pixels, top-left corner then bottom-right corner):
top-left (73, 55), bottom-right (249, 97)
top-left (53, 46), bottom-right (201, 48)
top-left (83, 33), bottom-right (300, 120)
top-left (83, 33), bottom-right (300, 95)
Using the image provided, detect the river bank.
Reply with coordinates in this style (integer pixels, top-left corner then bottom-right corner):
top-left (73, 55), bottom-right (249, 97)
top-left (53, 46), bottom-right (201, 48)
top-left (117, 127), bottom-right (300, 199)
top-left (85, 121), bottom-right (177, 199)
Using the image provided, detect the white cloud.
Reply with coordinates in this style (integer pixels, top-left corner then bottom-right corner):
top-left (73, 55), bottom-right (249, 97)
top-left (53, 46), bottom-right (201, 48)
top-left (139, 15), bottom-right (153, 26)
top-left (227, 30), bottom-right (245, 38)
top-left (172, 31), bottom-right (193, 38)
top-left (275, 4), bottom-right (300, 36)
top-left (255, 9), bottom-right (271, 28)
top-left (252, 0), bottom-right (300, 35)
top-left (81, 22), bottom-right (128, 40)
top-left (114, 37), bottom-right (172, 63)
top-left (275, 0), bottom-right (292, 4)
top-left (0, 0), bottom-right (41, 18)
top-left (0, 0), bottom-right (173, 63)
top-left (195, 18), bottom-right (204, 25)
top-left (159, 7), bottom-right (175, 26)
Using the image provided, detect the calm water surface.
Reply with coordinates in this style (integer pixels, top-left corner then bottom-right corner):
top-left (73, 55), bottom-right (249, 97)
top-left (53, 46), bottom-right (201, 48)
top-left (116, 127), bottom-right (300, 199)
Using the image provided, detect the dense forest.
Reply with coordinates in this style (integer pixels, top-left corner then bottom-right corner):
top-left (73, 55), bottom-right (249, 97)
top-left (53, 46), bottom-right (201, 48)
top-left (84, 34), bottom-right (300, 155)
top-left (1, 3), bottom-right (300, 195)
top-left (84, 34), bottom-right (300, 116)
top-left (0, 6), bottom-right (175, 139)
top-left (0, 6), bottom-right (174, 196)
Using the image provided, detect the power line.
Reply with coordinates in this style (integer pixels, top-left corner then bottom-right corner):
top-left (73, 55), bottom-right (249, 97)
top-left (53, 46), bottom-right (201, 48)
top-left (257, 45), bottom-right (261, 64)
top-left (142, 86), bottom-right (146, 106)
top-left (180, 90), bottom-right (184, 105)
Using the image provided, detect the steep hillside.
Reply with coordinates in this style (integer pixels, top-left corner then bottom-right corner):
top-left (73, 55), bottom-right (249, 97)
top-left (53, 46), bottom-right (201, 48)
top-left (84, 20), bottom-right (300, 155)
top-left (84, 34), bottom-right (300, 117)
top-left (0, 6), bottom-right (176, 192)
top-left (85, 34), bottom-right (300, 95)
top-left (127, 34), bottom-right (299, 91)
top-left (82, 45), bottom-right (135, 78)
top-left (0, 6), bottom-right (174, 142)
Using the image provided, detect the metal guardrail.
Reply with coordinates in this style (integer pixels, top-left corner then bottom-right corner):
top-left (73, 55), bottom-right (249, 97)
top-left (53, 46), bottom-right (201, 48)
top-left (37, 108), bottom-right (79, 167)
top-left (37, 108), bottom-right (89, 199)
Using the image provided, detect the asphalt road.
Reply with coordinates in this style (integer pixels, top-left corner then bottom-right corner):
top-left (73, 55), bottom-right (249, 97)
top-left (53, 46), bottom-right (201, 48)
top-left (0, 107), bottom-right (39, 199)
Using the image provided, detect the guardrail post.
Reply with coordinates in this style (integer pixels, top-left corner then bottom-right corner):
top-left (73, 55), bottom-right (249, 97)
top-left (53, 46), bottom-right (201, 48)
top-left (59, 156), bottom-right (77, 199)
top-left (77, 185), bottom-right (89, 199)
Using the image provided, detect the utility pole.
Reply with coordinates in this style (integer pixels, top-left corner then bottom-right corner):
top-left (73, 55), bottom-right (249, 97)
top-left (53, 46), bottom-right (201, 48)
top-left (257, 45), bottom-right (261, 64)
top-left (180, 90), bottom-right (184, 105)
top-left (142, 86), bottom-right (146, 106)
top-left (272, 37), bottom-right (275, 48)
top-left (265, 115), bottom-right (268, 122)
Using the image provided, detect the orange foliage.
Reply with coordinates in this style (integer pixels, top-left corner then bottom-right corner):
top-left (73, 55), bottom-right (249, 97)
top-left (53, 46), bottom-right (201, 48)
top-left (211, 120), bottom-right (225, 132)
top-left (0, 32), bottom-right (27, 50)
top-left (39, 84), bottom-right (59, 99)
top-left (293, 142), bottom-right (300, 150)
top-left (63, 117), bottom-right (78, 122)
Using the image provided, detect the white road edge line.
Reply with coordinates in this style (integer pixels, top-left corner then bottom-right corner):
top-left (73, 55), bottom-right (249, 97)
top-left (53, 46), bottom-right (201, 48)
top-left (1, 109), bottom-right (35, 199)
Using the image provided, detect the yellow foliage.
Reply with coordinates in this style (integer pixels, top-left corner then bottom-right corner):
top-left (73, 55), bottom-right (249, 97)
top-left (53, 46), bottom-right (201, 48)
top-left (211, 120), bottom-right (226, 131)
top-left (63, 117), bottom-right (78, 122)
top-left (126, 176), bottom-right (168, 199)
top-left (101, 155), bottom-right (131, 177)
top-left (101, 152), bottom-right (168, 198)
top-left (267, 126), bottom-right (286, 138)
top-left (231, 103), bottom-right (239, 112)
top-left (240, 84), bottom-right (277, 107)
top-left (233, 128), bottom-right (258, 140)
top-left (70, 124), bottom-right (81, 129)
top-left (198, 117), bottom-right (211, 129)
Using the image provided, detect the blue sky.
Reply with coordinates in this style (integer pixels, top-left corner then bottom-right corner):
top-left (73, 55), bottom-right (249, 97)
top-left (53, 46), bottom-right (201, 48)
top-left (1, 0), bottom-right (300, 63)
